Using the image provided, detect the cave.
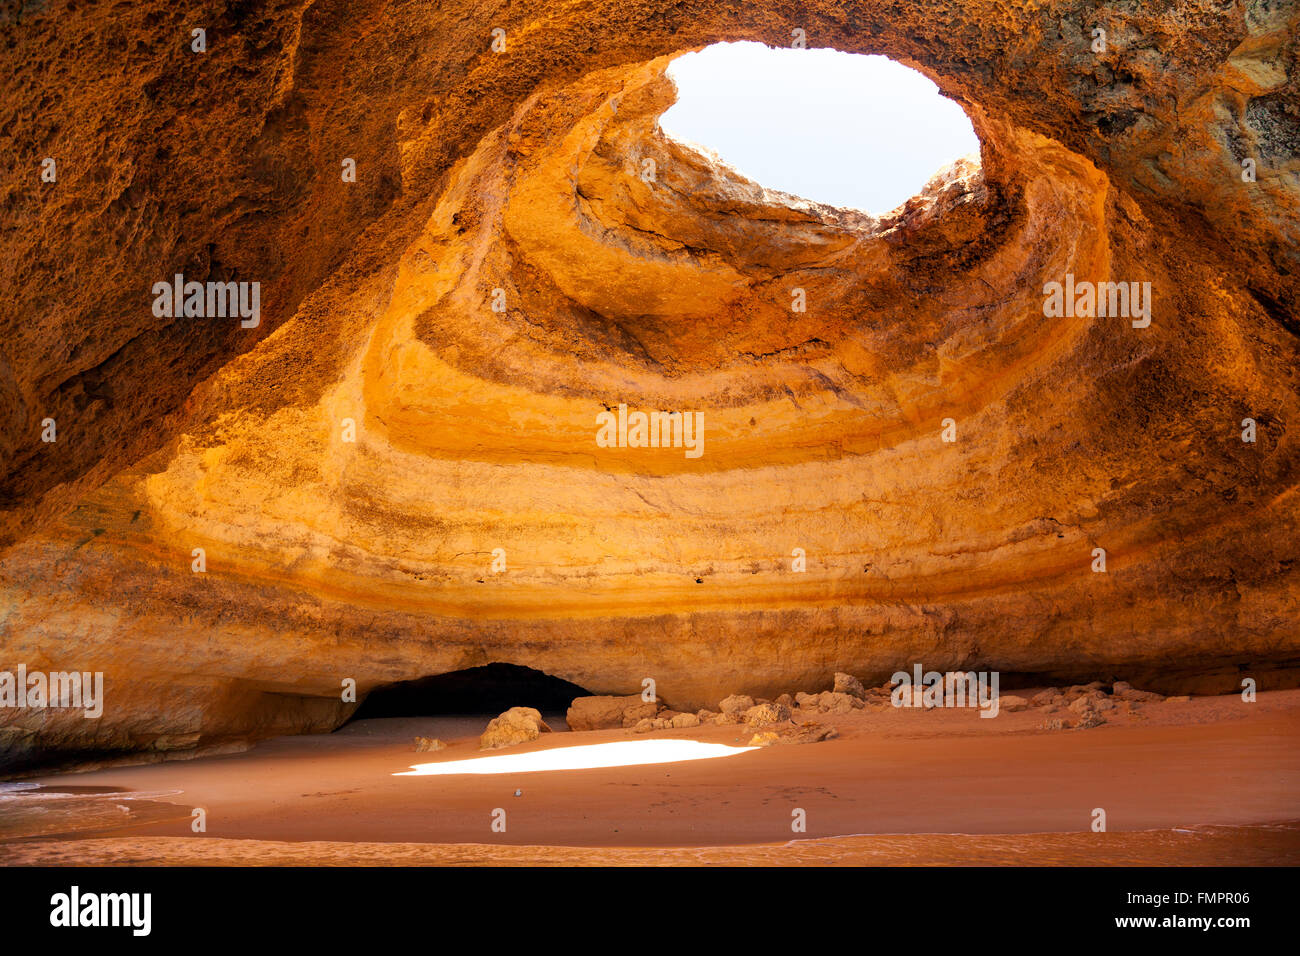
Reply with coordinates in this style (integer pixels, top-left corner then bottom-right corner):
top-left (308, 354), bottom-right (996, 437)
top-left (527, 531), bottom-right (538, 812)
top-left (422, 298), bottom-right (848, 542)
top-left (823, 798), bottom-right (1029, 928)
top-left (348, 664), bottom-right (591, 721)
top-left (0, 0), bottom-right (1297, 877)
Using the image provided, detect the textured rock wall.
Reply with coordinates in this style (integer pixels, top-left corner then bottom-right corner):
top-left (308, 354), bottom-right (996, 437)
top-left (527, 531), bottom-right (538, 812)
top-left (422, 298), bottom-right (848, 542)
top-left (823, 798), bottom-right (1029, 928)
top-left (1, 0), bottom-right (1297, 768)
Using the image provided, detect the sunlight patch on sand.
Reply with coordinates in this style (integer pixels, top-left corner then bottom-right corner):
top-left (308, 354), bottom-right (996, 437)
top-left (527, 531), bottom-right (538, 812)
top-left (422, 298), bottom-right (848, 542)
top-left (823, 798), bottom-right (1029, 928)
top-left (394, 739), bottom-right (758, 776)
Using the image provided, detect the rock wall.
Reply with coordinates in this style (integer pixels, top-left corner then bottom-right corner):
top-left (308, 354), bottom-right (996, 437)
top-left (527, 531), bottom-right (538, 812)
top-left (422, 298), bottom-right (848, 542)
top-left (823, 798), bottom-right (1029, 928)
top-left (1, 0), bottom-right (1298, 768)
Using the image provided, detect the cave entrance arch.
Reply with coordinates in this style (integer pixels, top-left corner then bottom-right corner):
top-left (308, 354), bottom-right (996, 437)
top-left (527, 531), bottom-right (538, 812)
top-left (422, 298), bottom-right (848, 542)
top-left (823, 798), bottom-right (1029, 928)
top-left (346, 663), bottom-right (591, 722)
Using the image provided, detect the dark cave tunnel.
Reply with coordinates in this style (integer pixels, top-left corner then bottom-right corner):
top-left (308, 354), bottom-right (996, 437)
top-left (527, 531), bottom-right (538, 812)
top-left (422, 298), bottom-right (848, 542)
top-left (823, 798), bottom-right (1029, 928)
top-left (346, 663), bottom-right (592, 722)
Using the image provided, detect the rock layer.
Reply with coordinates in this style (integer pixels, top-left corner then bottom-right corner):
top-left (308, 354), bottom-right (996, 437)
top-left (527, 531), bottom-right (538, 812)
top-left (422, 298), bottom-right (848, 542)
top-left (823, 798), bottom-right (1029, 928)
top-left (1, 1), bottom-right (1298, 769)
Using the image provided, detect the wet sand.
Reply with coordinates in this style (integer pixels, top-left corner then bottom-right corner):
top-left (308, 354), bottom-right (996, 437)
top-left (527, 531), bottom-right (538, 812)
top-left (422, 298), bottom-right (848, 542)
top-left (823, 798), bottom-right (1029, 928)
top-left (8, 823), bottom-right (1300, 866)
top-left (3, 689), bottom-right (1298, 865)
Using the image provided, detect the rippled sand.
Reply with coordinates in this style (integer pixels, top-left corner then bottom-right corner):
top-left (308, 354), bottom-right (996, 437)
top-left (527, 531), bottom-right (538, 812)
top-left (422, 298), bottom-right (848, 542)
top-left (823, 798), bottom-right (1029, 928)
top-left (7, 823), bottom-right (1299, 866)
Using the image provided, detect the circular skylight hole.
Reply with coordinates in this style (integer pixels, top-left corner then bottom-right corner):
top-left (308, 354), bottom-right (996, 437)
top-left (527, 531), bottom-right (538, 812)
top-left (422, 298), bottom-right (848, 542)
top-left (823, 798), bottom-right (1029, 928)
top-left (660, 42), bottom-right (981, 215)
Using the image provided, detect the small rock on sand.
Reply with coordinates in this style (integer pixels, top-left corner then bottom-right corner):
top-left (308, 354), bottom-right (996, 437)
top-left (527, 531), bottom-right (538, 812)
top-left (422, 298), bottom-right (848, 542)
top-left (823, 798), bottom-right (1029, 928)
top-left (744, 702), bottom-right (792, 725)
top-left (719, 694), bottom-right (755, 714)
top-left (480, 707), bottom-right (552, 750)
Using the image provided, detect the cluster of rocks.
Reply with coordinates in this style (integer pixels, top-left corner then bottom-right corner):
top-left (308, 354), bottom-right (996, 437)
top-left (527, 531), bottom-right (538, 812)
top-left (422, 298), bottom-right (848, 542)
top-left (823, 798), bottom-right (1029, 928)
top-left (697, 674), bottom-right (1179, 735)
top-left (562, 687), bottom-right (842, 744)
top-left (468, 677), bottom-right (1179, 752)
top-left (1032, 680), bottom-right (1176, 730)
top-left (565, 694), bottom-right (695, 732)
top-left (699, 673), bottom-right (888, 727)
top-left (688, 673), bottom-right (888, 745)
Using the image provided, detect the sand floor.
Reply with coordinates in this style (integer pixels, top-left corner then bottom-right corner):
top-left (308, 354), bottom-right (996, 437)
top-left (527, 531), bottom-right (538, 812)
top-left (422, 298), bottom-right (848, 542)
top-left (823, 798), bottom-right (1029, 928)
top-left (3, 688), bottom-right (1298, 865)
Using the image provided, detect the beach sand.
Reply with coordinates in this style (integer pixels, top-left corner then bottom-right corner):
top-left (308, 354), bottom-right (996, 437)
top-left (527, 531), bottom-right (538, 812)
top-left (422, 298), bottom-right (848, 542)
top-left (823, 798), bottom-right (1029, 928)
top-left (4, 688), bottom-right (1298, 865)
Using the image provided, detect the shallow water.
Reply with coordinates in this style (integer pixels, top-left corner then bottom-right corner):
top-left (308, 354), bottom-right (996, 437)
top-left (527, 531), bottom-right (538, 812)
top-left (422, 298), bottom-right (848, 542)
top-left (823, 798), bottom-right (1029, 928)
top-left (0, 783), bottom-right (188, 841)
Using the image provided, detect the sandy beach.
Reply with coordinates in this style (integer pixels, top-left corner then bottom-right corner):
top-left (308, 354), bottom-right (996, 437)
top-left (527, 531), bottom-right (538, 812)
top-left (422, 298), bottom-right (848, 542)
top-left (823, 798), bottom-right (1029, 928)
top-left (4, 688), bottom-right (1297, 865)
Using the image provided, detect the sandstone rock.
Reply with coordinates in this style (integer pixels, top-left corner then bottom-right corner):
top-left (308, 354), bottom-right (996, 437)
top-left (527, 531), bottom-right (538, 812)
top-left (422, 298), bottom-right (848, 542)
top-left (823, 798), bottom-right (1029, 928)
top-left (750, 721), bottom-right (837, 746)
top-left (1, 1), bottom-right (1298, 770)
top-left (1166, 695), bottom-right (1191, 703)
top-left (1068, 696), bottom-right (1097, 716)
top-left (795, 692), bottom-right (819, 708)
top-left (1114, 686), bottom-right (1165, 703)
top-left (782, 722), bottom-right (839, 744)
top-left (744, 702), bottom-right (792, 725)
top-left (652, 717), bottom-right (671, 730)
top-left (413, 737), bottom-right (446, 752)
top-left (480, 707), bottom-right (552, 750)
top-left (833, 672), bottom-right (867, 699)
top-left (633, 718), bottom-right (655, 734)
top-left (818, 692), bottom-right (857, 714)
top-left (696, 710), bottom-right (716, 721)
top-left (671, 713), bottom-right (700, 729)
top-left (620, 701), bottom-right (662, 728)
top-left (775, 693), bottom-right (794, 709)
top-left (1075, 711), bottom-right (1107, 729)
top-left (1031, 689), bottom-right (1063, 706)
top-left (998, 695), bottom-right (1031, 713)
top-left (719, 694), bottom-right (755, 715)
top-left (567, 694), bottom-right (658, 731)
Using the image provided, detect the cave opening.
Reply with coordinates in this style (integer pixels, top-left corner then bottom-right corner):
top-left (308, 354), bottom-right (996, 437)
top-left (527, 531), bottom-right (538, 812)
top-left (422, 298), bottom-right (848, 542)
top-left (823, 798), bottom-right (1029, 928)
top-left (659, 40), bottom-right (980, 214)
top-left (347, 663), bottom-right (591, 722)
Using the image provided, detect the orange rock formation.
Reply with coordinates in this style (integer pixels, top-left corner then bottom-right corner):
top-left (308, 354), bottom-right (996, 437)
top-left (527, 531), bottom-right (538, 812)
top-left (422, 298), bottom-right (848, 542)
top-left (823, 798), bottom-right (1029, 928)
top-left (1, 1), bottom-right (1297, 768)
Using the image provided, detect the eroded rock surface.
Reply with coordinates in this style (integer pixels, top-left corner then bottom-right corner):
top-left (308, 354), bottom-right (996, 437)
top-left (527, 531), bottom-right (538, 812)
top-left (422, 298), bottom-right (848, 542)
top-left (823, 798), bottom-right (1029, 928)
top-left (1, 1), bottom-right (1298, 769)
